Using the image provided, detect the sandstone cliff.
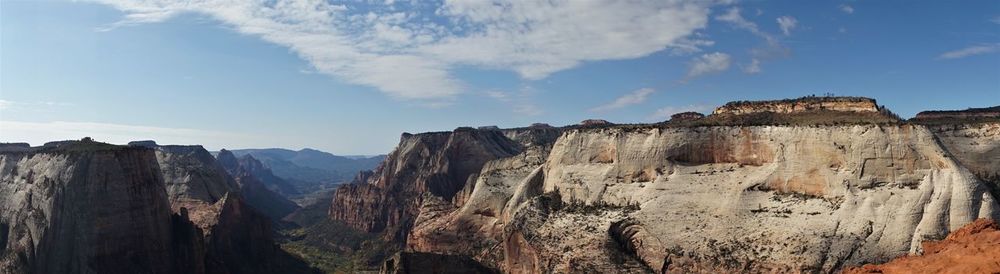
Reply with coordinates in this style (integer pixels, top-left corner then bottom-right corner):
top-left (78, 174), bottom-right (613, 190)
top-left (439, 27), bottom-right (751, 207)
top-left (712, 96), bottom-right (879, 115)
top-left (332, 98), bottom-right (999, 273)
top-left (329, 128), bottom-right (527, 243)
top-left (0, 140), bottom-right (315, 274)
top-left (216, 150), bottom-right (300, 222)
top-left (0, 142), bottom-right (193, 273)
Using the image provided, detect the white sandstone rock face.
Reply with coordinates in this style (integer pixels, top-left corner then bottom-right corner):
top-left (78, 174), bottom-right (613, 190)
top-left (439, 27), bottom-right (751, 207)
top-left (0, 149), bottom-right (180, 273)
top-left (929, 123), bottom-right (1000, 182)
top-left (540, 125), bottom-right (999, 272)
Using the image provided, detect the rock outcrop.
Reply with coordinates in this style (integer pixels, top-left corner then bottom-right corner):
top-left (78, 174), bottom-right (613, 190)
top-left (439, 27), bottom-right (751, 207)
top-left (712, 96), bottom-right (879, 115)
top-left (539, 124), bottom-right (997, 272)
top-left (0, 140), bottom-right (315, 274)
top-left (912, 105), bottom-right (1000, 122)
top-left (0, 141), bottom-right (194, 273)
top-left (332, 97), bottom-right (999, 273)
top-left (379, 251), bottom-right (498, 274)
top-left (216, 150), bottom-right (300, 222)
top-left (843, 218), bottom-right (1000, 274)
top-left (669, 111), bottom-right (705, 121)
top-left (330, 129), bottom-right (526, 242)
top-left (218, 150), bottom-right (299, 196)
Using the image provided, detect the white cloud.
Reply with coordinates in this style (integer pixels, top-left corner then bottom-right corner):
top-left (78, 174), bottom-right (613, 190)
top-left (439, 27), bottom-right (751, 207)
top-left (839, 5), bottom-right (854, 14)
top-left (92, 0), bottom-right (719, 102)
top-left (992, 16), bottom-right (1000, 24)
top-left (776, 16), bottom-right (797, 36)
top-left (591, 88), bottom-right (656, 112)
top-left (0, 100), bottom-right (74, 111)
top-left (0, 121), bottom-right (258, 150)
top-left (686, 52), bottom-right (731, 79)
top-left (513, 104), bottom-right (543, 116)
top-left (716, 7), bottom-right (773, 42)
top-left (743, 58), bottom-right (761, 74)
top-left (485, 90), bottom-right (511, 101)
top-left (485, 87), bottom-right (544, 116)
top-left (715, 8), bottom-right (789, 75)
top-left (938, 44), bottom-right (1000, 59)
top-left (646, 105), bottom-right (711, 121)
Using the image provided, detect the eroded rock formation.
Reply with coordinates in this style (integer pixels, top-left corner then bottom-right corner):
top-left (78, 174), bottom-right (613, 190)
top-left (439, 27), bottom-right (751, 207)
top-left (843, 218), bottom-right (1000, 274)
top-left (712, 96), bottom-right (879, 115)
top-left (0, 142), bottom-right (194, 273)
top-left (0, 141), bottom-right (314, 274)
top-left (331, 97), bottom-right (1000, 273)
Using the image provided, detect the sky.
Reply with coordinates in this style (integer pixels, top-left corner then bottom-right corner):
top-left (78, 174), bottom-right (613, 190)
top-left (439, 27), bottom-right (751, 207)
top-left (1, 0), bottom-right (998, 155)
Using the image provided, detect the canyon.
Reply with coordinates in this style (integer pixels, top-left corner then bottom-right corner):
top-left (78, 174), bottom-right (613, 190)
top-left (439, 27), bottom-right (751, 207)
top-left (0, 140), bottom-right (315, 273)
top-left (329, 97), bottom-right (1000, 273)
top-left (1, 97), bottom-right (997, 273)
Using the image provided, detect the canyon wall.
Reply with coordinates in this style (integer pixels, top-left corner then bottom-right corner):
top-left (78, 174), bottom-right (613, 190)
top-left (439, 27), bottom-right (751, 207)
top-left (0, 141), bottom-right (314, 274)
top-left (329, 128), bottom-right (525, 242)
top-left (337, 115), bottom-right (998, 273)
top-left (712, 97), bottom-right (879, 115)
top-left (0, 144), bottom-right (191, 273)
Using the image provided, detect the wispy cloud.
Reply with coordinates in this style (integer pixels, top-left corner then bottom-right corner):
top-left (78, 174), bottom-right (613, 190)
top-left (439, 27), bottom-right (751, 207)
top-left (839, 5), bottom-right (854, 14)
top-left (776, 16), bottom-right (797, 36)
top-left (92, 0), bottom-right (718, 103)
top-left (686, 52), bottom-right (731, 80)
top-left (0, 100), bottom-right (74, 111)
top-left (591, 88), bottom-right (656, 112)
top-left (716, 8), bottom-right (774, 43)
top-left (716, 8), bottom-right (787, 74)
top-left (992, 16), bottom-right (1000, 24)
top-left (0, 120), bottom-right (257, 150)
top-left (484, 87), bottom-right (544, 116)
top-left (742, 58), bottom-right (761, 74)
top-left (646, 105), bottom-right (711, 122)
top-left (938, 44), bottom-right (1000, 60)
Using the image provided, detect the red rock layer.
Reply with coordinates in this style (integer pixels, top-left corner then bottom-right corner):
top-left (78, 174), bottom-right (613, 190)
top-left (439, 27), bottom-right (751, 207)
top-left (843, 218), bottom-right (1000, 274)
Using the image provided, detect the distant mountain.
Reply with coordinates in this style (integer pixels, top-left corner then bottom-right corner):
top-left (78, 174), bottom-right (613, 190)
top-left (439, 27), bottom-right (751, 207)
top-left (225, 148), bottom-right (385, 188)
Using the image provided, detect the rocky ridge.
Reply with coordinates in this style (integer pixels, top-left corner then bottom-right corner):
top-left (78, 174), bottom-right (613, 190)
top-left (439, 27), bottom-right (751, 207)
top-left (328, 97), bottom-right (1000, 273)
top-left (0, 140), bottom-right (314, 274)
top-left (712, 96), bottom-right (879, 115)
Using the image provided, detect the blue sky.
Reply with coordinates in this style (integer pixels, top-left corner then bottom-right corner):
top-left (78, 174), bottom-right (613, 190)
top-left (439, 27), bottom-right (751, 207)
top-left (1, 0), bottom-right (998, 154)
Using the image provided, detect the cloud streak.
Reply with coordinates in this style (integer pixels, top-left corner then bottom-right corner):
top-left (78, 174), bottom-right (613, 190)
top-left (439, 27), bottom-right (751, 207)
top-left (715, 7), bottom-right (788, 74)
top-left (776, 16), bottom-right (797, 36)
top-left (938, 44), bottom-right (1000, 59)
top-left (591, 88), bottom-right (656, 112)
top-left (839, 5), bottom-right (854, 14)
top-left (92, 0), bottom-right (718, 102)
top-left (686, 52), bottom-right (731, 80)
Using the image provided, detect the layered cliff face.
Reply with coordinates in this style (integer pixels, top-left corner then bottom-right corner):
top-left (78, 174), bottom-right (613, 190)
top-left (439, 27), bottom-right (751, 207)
top-left (330, 128), bottom-right (527, 243)
top-left (538, 124), bottom-right (998, 272)
top-left (216, 150), bottom-right (300, 222)
top-left (345, 116), bottom-right (998, 272)
top-left (218, 150), bottom-right (299, 196)
top-left (712, 96), bottom-right (879, 115)
top-left (0, 143), bottom-right (191, 273)
top-left (133, 143), bottom-right (241, 230)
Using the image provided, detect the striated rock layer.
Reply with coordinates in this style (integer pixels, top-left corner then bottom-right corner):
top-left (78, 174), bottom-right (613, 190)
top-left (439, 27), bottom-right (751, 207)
top-left (0, 141), bottom-right (314, 274)
top-left (712, 96), bottom-right (879, 115)
top-left (0, 143), bottom-right (194, 273)
top-left (330, 128), bottom-right (526, 243)
top-left (333, 119), bottom-right (999, 273)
